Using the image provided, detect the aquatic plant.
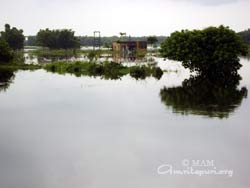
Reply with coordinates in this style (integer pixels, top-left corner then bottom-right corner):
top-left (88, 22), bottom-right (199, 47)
top-left (129, 66), bottom-right (149, 80)
top-left (152, 67), bottom-right (163, 80)
top-left (44, 61), bottom-right (163, 80)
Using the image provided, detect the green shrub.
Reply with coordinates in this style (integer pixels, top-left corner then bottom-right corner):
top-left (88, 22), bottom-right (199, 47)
top-left (152, 67), bottom-right (163, 80)
top-left (0, 38), bottom-right (14, 63)
top-left (161, 26), bottom-right (248, 76)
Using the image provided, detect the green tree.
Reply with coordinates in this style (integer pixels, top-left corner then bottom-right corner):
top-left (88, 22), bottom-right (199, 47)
top-left (0, 38), bottom-right (13, 63)
top-left (147, 36), bottom-right (158, 46)
top-left (36, 29), bottom-right (80, 49)
top-left (0, 24), bottom-right (25, 50)
top-left (160, 26), bottom-right (248, 76)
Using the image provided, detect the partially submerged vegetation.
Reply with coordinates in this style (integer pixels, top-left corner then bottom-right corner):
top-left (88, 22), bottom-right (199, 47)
top-left (160, 25), bottom-right (248, 77)
top-left (0, 61), bottom-right (164, 94)
top-left (0, 62), bottom-right (41, 71)
top-left (0, 59), bottom-right (163, 80)
top-left (1, 24), bottom-right (249, 83)
top-left (28, 48), bottom-right (115, 58)
top-left (44, 61), bottom-right (163, 80)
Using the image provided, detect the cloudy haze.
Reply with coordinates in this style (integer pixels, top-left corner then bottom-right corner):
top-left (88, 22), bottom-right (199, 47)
top-left (0, 0), bottom-right (249, 36)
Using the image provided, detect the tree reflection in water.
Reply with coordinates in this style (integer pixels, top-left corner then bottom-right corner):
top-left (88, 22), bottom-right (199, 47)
top-left (160, 74), bottom-right (248, 119)
top-left (0, 69), bottom-right (15, 92)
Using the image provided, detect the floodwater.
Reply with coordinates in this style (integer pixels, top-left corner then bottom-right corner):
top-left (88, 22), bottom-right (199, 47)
top-left (0, 58), bottom-right (249, 188)
top-left (23, 48), bottom-right (157, 64)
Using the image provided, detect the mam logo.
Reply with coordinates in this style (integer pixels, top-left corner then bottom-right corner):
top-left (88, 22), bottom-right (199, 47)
top-left (191, 160), bottom-right (214, 167)
top-left (182, 159), bottom-right (215, 167)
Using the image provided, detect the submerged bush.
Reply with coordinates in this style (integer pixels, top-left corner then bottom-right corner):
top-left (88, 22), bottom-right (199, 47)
top-left (152, 67), bottom-right (163, 80)
top-left (129, 66), bottom-right (148, 80)
top-left (87, 51), bottom-right (98, 62)
top-left (88, 63), bottom-right (105, 75)
top-left (44, 61), bottom-right (164, 80)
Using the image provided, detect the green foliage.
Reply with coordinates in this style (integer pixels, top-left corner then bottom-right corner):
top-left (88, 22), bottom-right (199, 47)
top-left (30, 49), bottom-right (79, 60)
top-left (87, 51), bottom-right (98, 61)
top-left (0, 24), bottom-right (25, 50)
top-left (0, 38), bottom-right (14, 63)
top-left (238, 29), bottom-right (250, 47)
top-left (129, 65), bottom-right (163, 80)
top-left (0, 24), bottom-right (25, 63)
top-left (152, 67), bottom-right (163, 80)
top-left (12, 51), bottom-right (25, 63)
top-left (136, 49), bottom-right (147, 59)
top-left (0, 63), bottom-right (41, 71)
top-left (160, 74), bottom-right (248, 119)
top-left (161, 26), bottom-right (248, 76)
top-left (36, 28), bottom-right (80, 49)
top-left (44, 61), bottom-right (127, 79)
top-left (25, 35), bottom-right (166, 47)
top-left (129, 66), bottom-right (149, 80)
top-left (44, 61), bottom-right (163, 80)
top-left (28, 49), bottom-right (114, 63)
top-left (147, 36), bottom-right (158, 45)
top-left (44, 62), bottom-right (126, 79)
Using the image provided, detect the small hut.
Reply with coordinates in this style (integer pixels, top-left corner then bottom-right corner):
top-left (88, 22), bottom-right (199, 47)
top-left (112, 41), bottom-right (147, 62)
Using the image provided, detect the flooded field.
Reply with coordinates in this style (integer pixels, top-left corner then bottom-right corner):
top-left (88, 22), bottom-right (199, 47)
top-left (0, 57), bottom-right (249, 188)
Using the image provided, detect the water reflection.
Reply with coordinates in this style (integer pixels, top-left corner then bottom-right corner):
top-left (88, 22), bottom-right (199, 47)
top-left (160, 74), bottom-right (248, 118)
top-left (0, 69), bottom-right (15, 92)
top-left (25, 53), bottom-right (89, 64)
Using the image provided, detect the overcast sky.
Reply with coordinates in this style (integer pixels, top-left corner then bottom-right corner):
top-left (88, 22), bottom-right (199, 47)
top-left (0, 0), bottom-right (249, 36)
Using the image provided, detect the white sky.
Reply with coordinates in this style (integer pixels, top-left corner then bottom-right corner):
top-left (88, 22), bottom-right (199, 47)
top-left (0, 0), bottom-right (249, 36)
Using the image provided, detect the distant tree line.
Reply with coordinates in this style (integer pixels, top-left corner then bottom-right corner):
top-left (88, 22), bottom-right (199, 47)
top-left (147, 36), bottom-right (158, 46)
top-left (25, 35), bottom-right (166, 47)
top-left (238, 29), bottom-right (250, 47)
top-left (25, 29), bottom-right (250, 49)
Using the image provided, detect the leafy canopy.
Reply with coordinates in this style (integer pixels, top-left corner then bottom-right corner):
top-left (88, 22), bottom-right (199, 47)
top-left (160, 26), bottom-right (248, 76)
top-left (147, 36), bottom-right (158, 45)
top-left (0, 38), bottom-right (14, 63)
top-left (36, 28), bottom-right (80, 49)
top-left (0, 24), bottom-right (25, 50)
